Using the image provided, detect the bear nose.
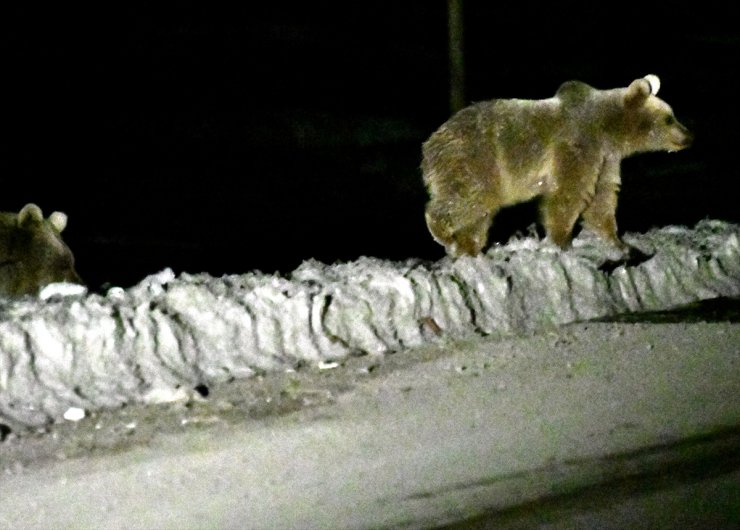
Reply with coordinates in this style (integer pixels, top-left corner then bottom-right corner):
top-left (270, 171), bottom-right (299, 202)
top-left (675, 124), bottom-right (693, 148)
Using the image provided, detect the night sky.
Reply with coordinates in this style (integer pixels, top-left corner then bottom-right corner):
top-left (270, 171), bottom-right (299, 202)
top-left (2, 4), bottom-right (737, 289)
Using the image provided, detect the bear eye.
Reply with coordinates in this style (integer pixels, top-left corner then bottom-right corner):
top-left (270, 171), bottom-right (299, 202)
top-left (664, 115), bottom-right (675, 125)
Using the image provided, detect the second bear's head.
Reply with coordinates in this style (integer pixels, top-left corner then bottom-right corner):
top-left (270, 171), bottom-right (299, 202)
top-left (0, 203), bottom-right (83, 298)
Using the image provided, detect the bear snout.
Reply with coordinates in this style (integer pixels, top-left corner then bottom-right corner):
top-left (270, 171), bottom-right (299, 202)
top-left (671, 124), bottom-right (693, 151)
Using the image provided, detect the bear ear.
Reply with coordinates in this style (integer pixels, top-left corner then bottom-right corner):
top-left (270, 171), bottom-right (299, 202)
top-left (643, 74), bottom-right (660, 95)
top-left (17, 203), bottom-right (44, 228)
top-left (624, 77), bottom-right (653, 108)
top-left (49, 211), bottom-right (68, 232)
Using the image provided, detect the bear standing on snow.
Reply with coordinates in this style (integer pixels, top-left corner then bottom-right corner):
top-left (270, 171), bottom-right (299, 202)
top-left (422, 75), bottom-right (693, 257)
top-left (0, 203), bottom-right (82, 298)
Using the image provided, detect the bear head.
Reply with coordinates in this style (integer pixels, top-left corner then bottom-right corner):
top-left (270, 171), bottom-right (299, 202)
top-left (0, 203), bottom-right (83, 298)
top-left (620, 74), bottom-right (693, 155)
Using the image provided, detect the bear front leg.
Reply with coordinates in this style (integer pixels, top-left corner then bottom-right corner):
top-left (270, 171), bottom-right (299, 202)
top-left (581, 183), bottom-right (624, 249)
top-left (540, 193), bottom-right (583, 249)
top-left (581, 157), bottom-right (628, 250)
top-left (540, 149), bottom-right (600, 249)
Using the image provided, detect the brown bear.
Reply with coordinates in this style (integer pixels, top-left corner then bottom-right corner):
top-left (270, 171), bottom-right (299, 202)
top-left (0, 203), bottom-right (83, 298)
top-left (422, 74), bottom-right (693, 256)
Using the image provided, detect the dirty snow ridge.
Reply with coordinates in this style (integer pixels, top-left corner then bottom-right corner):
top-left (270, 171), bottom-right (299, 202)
top-left (0, 220), bottom-right (738, 428)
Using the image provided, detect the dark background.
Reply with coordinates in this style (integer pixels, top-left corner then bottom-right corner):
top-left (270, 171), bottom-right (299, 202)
top-left (2, 3), bottom-right (737, 289)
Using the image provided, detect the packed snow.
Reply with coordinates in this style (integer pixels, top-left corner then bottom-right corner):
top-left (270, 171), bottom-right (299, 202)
top-left (0, 220), bottom-right (738, 428)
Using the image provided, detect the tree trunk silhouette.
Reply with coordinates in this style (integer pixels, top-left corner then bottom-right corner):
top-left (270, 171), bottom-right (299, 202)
top-left (448, 0), bottom-right (465, 113)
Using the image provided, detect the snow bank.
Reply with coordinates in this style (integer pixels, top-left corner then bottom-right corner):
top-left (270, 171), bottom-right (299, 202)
top-left (1, 220), bottom-right (738, 428)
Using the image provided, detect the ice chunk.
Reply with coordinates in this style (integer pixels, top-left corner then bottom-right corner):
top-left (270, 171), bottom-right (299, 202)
top-left (39, 282), bottom-right (87, 300)
top-left (63, 407), bottom-right (86, 422)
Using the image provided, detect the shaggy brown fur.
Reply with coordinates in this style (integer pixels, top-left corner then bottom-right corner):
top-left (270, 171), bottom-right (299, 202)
top-left (422, 75), bottom-right (693, 256)
top-left (0, 203), bottom-right (82, 297)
